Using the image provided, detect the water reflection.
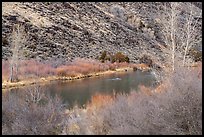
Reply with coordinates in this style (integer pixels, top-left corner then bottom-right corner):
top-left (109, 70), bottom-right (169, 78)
top-left (3, 70), bottom-right (156, 108)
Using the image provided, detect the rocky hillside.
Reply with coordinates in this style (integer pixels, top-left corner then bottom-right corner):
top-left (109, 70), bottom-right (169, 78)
top-left (2, 2), bottom-right (202, 63)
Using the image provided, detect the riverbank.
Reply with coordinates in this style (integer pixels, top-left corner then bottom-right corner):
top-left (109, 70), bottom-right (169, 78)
top-left (3, 63), bottom-right (201, 135)
top-left (2, 67), bottom-right (134, 90)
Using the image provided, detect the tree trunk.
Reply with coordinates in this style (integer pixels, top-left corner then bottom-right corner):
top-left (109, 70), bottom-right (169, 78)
top-left (170, 3), bottom-right (177, 72)
top-left (171, 17), bottom-right (175, 71)
top-left (15, 62), bottom-right (19, 81)
top-left (183, 46), bottom-right (188, 66)
top-left (9, 65), bottom-right (14, 82)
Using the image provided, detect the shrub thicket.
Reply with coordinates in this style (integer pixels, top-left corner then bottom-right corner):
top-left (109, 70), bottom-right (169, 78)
top-left (2, 86), bottom-right (66, 135)
top-left (2, 58), bottom-right (131, 81)
top-left (99, 51), bottom-right (130, 63)
top-left (139, 55), bottom-right (153, 67)
top-left (2, 65), bottom-right (202, 135)
top-left (99, 51), bottom-right (107, 63)
top-left (188, 48), bottom-right (202, 62)
top-left (94, 66), bottom-right (202, 135)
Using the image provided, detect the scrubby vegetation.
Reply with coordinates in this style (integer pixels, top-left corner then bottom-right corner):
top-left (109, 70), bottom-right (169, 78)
top-left (2, 59), bottom-right (55, 82)
top-left (2, 2), bottom-right (202, 135)
top-left (2, 65), bottom-right (202, 135)
top-left (2, 58), bottom-right (131, 82)
top-left (139, 55), bottom-right (153, 67)
top-left (188, 48), bottom-right (202, 62)
top-left (2, 86), bottom-right (66, 135)
top-left (95, 66), bottom-right (202, 135)
top-left (99, 51), bottom-right (130, 63)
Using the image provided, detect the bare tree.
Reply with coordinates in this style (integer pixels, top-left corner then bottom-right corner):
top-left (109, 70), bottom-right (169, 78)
top-left (179, 4), bottom-right (202, 66)
top-left (25, 84), bottom-right (45, 104)
top-left (156, 2), bottom-right (181, 71)
top-left (9, 24), bottom-right (27, 82)
top-left (157, 2), bottom-right (202, 70)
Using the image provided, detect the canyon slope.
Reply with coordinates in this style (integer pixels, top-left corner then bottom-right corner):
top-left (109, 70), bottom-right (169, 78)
top-left (2, 2), bottom-right (202, 64)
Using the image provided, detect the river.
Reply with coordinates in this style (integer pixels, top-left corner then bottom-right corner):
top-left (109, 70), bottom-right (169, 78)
top-left (3, 70), bottom-right (156, 108)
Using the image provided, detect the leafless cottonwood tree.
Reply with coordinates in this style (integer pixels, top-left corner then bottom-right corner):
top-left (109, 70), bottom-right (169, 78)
top-left (157, 2), bottom-right (202, 71)
top-left (179, 4), bottom-right (202, 66)
top-left (9, 24), bottom-right (27, 82)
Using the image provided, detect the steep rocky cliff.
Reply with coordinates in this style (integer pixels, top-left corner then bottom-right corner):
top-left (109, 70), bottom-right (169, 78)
top-left (2, 2), bottom-right (202, 63)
